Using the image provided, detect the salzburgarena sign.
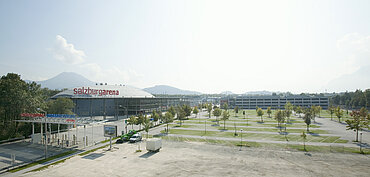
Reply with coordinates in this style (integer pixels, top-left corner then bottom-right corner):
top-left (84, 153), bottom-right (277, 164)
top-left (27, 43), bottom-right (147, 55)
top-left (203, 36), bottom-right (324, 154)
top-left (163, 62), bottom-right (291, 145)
top-left (73, 87), bottom-right (119, 96)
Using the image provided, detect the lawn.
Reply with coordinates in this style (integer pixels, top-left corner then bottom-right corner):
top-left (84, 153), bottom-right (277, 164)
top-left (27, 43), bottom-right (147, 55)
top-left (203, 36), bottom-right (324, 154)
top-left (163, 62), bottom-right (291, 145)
top-left (166, 129), bottom-right (347, 143)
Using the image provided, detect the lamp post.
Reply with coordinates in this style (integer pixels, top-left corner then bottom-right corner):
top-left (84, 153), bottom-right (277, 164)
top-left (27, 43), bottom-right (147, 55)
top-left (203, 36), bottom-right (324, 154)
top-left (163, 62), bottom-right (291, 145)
top-left (239, 129), bottom-right (243, 151)
top-left (37, 108), bottom-right (47, 159)
top-left (360, 132), bottom-right (363, 153)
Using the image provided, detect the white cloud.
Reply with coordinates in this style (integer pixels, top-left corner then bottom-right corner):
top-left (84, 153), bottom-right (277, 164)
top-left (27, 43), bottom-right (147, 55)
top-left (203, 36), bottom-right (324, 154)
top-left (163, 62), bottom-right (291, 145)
top-left (52, 35), bottom-right (86, 65)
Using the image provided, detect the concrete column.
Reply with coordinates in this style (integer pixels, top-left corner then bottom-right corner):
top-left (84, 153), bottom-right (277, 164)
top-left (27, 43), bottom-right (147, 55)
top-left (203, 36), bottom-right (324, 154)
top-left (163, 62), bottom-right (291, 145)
top-left (41, 122), bottom-right (43, 144)
top-left (32, 123), bottom-right (34, 144)
top-left (91, 124), bottom-right (94, 146)
top-left (83, 125), bottom-right (86, 148)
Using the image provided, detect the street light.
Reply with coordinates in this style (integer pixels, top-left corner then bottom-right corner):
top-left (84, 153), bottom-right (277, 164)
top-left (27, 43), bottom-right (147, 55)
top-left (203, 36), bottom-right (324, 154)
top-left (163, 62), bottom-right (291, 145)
top-left (37, 108), bottom-right (47, 159)
top-left (360, 132), bottom-right (363, 153)
top-left (239, 129), bottom-right (243, 151)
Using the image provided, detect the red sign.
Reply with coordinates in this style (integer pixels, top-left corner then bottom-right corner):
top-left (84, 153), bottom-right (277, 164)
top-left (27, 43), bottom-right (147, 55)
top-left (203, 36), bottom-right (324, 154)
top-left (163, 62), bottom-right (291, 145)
top-left (73, 87), bottom-right (119, 96)
top-left (66, 119), bottom-right (76, 122)
top-left (20, 113), bottom-right (45, 117)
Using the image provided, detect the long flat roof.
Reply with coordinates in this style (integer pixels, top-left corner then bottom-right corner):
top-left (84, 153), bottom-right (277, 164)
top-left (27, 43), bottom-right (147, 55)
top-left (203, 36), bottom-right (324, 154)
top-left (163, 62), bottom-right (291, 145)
top-left (51, 85), bottom-right (154, 99)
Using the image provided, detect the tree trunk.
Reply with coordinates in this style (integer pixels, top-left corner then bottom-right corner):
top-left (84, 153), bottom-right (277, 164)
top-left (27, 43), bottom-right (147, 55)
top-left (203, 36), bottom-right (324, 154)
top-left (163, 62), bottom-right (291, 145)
top-left (167, 123), bottom-right (169, 133)
top-left (224, 120), bottom-right (226, 130)
top-left (307, 124), bottom-right (309, 132)
top-left (356, 129), bottom-right (358, 142)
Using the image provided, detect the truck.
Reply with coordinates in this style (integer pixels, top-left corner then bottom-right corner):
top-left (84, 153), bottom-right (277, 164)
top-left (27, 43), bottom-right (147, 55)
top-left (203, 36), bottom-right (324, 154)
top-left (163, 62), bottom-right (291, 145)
top-left (146, 138), bottom-right (162, 152)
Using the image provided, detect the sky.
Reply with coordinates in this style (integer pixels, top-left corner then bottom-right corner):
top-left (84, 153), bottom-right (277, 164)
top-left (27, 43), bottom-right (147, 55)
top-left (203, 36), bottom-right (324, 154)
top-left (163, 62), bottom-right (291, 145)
top-left (0, 0), bottom-right (369, 94)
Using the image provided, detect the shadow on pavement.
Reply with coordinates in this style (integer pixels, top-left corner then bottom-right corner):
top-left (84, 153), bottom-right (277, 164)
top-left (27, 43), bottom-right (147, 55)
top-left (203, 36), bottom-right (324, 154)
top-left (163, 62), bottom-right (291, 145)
top-left (308, 132), bottom-right (320, 136)
top-left (82, 153), bottom-right (105, 160)
top-left (139, 151), bottom-right (158, 158)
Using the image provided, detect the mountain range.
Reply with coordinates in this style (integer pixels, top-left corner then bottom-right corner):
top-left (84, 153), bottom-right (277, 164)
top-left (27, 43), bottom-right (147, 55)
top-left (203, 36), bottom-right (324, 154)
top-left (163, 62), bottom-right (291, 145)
top-left (143, 85), bottom-right (202, 95)
top-left (28, 72), bottom-right (203, 95)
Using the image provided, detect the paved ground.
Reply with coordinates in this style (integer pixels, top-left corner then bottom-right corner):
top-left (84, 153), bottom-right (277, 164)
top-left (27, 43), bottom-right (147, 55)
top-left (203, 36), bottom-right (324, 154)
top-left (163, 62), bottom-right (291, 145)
top-left (19, 140), bottom-right (370, 177)
top-left (0, 117), bottom-right (144, 171)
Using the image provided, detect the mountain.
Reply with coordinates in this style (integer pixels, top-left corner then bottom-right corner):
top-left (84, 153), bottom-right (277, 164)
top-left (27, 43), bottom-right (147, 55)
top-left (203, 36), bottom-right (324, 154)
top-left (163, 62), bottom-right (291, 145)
top-left (220, 91), bottom-right (234, 95)
top-left (33, 72), bottom-right (95, 89)
top-left (143, 85), bottom-right (202, 95)
top-left (324, 65), bottom-right (370, 92)
top-left (244, 90), bottom-right (274, 95)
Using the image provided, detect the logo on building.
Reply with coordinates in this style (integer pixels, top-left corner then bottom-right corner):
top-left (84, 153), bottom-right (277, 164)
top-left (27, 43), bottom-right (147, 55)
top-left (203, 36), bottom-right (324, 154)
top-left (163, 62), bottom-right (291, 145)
top-left (73, 87), bottom-right (119, 96)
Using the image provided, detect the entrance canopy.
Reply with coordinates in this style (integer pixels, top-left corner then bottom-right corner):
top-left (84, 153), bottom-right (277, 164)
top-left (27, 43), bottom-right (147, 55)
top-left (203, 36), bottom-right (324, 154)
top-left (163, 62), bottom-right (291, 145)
top-left (15, 116), bottom-right (97, 125)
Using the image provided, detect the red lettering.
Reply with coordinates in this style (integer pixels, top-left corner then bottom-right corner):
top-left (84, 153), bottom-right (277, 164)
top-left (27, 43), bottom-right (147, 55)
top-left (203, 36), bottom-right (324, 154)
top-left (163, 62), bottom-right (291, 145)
top-left (73, 88), bottom-right (77, 94)
top-left (116, 90), bottom-right (119, 95)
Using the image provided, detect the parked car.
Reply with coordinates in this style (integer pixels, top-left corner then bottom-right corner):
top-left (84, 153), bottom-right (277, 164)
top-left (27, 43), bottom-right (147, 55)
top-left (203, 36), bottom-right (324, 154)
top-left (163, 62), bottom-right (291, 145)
top-left (129, 133), bottom-right (142, 143)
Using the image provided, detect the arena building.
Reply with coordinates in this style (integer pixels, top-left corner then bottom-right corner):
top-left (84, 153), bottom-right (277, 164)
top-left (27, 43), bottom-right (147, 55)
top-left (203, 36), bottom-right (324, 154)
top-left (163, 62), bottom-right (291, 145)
top-left (51, 85), bottom-right (185, 118)
top-left (222, 95), bottom-right (329, 110)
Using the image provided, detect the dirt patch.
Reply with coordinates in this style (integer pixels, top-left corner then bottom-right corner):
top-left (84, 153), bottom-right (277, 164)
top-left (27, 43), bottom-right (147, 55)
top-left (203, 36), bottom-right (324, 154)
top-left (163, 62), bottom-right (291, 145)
top-left (23, 140), bottom-right (370, 177)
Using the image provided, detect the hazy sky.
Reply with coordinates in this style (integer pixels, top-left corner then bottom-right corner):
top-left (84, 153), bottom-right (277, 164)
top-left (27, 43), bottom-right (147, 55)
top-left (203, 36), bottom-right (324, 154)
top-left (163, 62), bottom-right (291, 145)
top-left (1, 0), bottom-right (369, 94)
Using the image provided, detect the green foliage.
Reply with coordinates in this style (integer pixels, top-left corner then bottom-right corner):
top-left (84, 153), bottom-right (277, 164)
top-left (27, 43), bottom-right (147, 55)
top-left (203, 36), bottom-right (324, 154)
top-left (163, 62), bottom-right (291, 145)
top-left (331, 89), bottom-right (370, 109)
top-left (164, 112), bottom-right (174, 132)
top-left (221, 110), bottom-right (230, 129)
top-left (192, 106), bottom-right (199, 117)
top-left (234, 106), bottom-right (239, 114)
top-left (142, 115), bottom-right (152, 138)
top-left (335, 106), bottom-right (344, 123)
top-left (274, 109), bottom-right (285, 131)
top-left (267, 107), bottom-right (272, 118)
top-left (182, 104), bottom-right (192, 118)
top-left (257, 108), bottom-right (264, 122)
top-left (128, 115), bottom-right (137, 129)
top-left (222, 103), bottom-right (228, 110)
top-left (176, 106), bottom-right (186, 126)
top-left (137, 113), bottom-right (145, 129)
top-left (284, 102), bottom-right (293, 122)
top-left (0, 73), bottom-right (64, 140)
top-left (303, 108), bottom-right (312, 131)
top-left (346, 107), bottom-right (369, 142)
top-left (327, 105), bottom-right (335, 120)
top-left (46, 98), bottom-right (75, 115)
top-left (213, 108), bottom-right (222, 124)
top-left (168, 106), bottom-right (176, 117)
top-left (296, 106), bottom-right (302, 117)
top-left (207, 103), bottom-right (212, 118)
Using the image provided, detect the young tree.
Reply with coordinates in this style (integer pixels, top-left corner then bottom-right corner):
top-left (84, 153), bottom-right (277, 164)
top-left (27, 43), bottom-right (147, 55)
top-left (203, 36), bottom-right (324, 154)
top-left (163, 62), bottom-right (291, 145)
top-left (317, 106), bottom-right (322, 117)
top-left (213, 108), bottom-right (222, 124)
top-left (284, 102), bottom-right (293, 122)
top-left (142, 115), bottom-right (152, 138)
top-left (296, 106), bottom-right (303, 118)
top-left (163, 112), bottom-right (174, 133)
top-left (335, 106), bottom-right (344, 123)
top-left (257, 108), bottom-right (264, 122)
top-left (193, 106), bottom-right (199, 118)
top-left (168, 106), bottom-right (176, 118)
top-left (207, 103), bottom-right (213, 118)
top-left (221, 110), bottom-right (230, 130)
top-left (234, 106), bottom-right (239, 117)
top-left (274, 109), bottom-right (285, 132)
top-left (127, 115), bottom-right (137, 130)
top-left (151, 110), bottom-right (160, 125)
top-left (182, 104), bottom-right (192, 118)
top-left (327, 106), bottom-right (335, 120)
top-left (177, 106), bottom-right (186, 126)
top-left (303, 109), bottom-right (312, 132)
top-left (137, 113), bottom-right (144, 130)
top-left (346, 107), bottom-right (369, 142)
top-left (267, 107), bottom-right (272, 118)
top-left (311, 105), bottom-right (318, 123)
top-left (301, 131), bottom-right (307, 151)
top-left (222, 103), bottom-right (228, 111)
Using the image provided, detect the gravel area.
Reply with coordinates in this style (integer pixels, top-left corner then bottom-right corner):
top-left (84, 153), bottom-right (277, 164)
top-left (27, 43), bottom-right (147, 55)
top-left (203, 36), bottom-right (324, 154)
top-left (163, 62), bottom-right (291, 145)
top-left (22, 140), bottom-right (370, 177)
